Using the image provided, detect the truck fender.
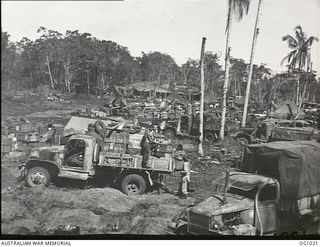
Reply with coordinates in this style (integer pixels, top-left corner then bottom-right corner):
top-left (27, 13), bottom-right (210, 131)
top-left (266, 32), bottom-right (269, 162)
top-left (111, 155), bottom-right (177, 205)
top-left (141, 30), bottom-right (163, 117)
top-left (26, 160), bottom-right (60, 178)
top-left (144, 171), bottom-right (153, 186)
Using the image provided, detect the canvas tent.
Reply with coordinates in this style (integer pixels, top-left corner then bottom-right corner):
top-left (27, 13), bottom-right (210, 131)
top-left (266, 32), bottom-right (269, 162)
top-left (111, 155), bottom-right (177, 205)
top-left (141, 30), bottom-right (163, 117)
top-left (271, 101), bottom-right (305, 119)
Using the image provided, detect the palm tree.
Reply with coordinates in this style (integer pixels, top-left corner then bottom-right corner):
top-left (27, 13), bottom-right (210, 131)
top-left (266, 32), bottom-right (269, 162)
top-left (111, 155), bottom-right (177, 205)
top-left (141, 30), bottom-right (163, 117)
top-left (241, 0), bottom-right (263, 127)
top-left (220, 0), bottom-right (251, 140)
top-left (281, 25), bottom-right (318, 106)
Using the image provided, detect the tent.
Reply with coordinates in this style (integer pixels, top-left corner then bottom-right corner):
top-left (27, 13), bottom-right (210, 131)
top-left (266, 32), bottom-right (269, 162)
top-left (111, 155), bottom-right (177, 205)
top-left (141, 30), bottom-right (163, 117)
top-left (271, 101), bottom-right (305, 119)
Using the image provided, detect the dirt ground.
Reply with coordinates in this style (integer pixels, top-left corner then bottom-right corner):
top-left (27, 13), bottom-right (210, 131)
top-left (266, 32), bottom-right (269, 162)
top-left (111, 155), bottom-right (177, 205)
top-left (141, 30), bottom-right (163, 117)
top-left (1, 95), bottom-right (240, 235)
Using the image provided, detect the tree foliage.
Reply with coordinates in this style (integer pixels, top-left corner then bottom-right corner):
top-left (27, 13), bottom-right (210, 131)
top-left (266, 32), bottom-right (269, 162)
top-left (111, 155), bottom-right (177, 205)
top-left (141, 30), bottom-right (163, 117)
top-left (1, 27), bottom-right (319, 110)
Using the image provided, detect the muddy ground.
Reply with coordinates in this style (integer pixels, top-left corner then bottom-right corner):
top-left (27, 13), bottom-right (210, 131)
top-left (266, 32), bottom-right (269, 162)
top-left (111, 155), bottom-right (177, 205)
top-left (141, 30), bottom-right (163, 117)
top-left (1, 95), bottom-right (241, 236)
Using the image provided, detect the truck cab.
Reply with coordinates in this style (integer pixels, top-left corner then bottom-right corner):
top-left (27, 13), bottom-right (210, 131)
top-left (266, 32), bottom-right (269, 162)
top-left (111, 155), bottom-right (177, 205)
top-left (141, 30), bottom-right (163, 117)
top-left (176, 141), bottom-right (320, 235)
top-left (186, 172), bottom-right (280, 235)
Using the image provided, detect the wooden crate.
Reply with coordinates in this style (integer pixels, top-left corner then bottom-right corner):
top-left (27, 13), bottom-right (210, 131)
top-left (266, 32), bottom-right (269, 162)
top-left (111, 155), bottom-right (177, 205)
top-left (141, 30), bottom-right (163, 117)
top-left (151, 154), bottom-right (172, 171)
top-left (99, 152), bottom-right (133, 167)
top-left (1, 135), bottom-right (13, 145)
top-left (25, 132), bottom-right (40, 143)
top-left (1, 145), bottom-right (12, 153)
top-left (16, 133), bottom-right (27, 142)
top-left (19, 123), bottom-right (32, 133)
top-left (33, 122), bottom-right (44, 133)
top-left (1, 127), bottom-right (8, 136)
top-left (54, 127), bottom-right (65, 136)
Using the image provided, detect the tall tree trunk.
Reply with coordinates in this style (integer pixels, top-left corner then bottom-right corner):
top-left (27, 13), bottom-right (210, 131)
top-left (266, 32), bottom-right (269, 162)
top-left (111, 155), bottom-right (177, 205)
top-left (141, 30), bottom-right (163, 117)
top-left (46, 55), bottom-right (55, 90)
top-left (296, 73), bottom-right (300, 106)
top-left (242, 0), bottom-right (262, 127)
top-left (220, 3), bottom-right (233, 140)
top-left (296, 63), bottom-right (312, 118)
top-left (62, 56), bottom-right (71, 93)
top-left (198, 37), bottom-right (206, 156)
top-left (86, 70), bottom-right (90, 95)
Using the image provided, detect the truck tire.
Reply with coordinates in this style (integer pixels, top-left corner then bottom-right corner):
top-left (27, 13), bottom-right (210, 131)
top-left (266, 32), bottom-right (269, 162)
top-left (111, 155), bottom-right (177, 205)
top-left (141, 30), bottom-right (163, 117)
top-left (237, 137), bottom-right (249, 146)
top-left (94, 120), bottom-right (107, 138)
top-left (163, 128), bottom-right (175, 140)
top-left (204, 132), bottom-right (217, 143)
top-left (121, 174), bottom-right (146, 195)
top-left (25, 166), bottom-right (50, 187)
top-left (176, 225), bottom-right (188, 235)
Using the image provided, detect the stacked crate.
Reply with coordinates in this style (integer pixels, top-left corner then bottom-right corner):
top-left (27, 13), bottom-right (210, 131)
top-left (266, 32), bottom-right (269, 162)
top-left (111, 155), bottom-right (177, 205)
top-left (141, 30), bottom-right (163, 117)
top-left (128, 132), bottom-right (144, 154)
top-left (103, 131), bottom-right (129, 153)
top-left (1, 135), bottom-right (12, 155)
top-left (52, 125), bottom-right (65, 145)
top-left (33, 121), bottom-right (44, 134)
top-left (150, 153), bottom-right (172, 171)
top-left (15, 123), bottom-right (32, 143)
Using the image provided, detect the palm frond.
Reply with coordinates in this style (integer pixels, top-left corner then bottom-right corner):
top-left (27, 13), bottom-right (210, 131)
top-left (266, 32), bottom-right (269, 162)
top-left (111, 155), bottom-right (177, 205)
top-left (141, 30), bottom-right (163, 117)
top-left (282, 35), bottom-right (298, 49)
top-left (232, 0), bottom-right (251, 21)
top-left (281, 50), bottom-right (296, 66)
top-left (305, 36), bottom-right (319, 47)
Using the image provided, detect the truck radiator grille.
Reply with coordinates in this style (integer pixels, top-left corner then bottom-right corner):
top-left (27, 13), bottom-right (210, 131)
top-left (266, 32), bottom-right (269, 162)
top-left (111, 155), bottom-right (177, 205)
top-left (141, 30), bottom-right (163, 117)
top-left (188, 212), bottom-right (210, 234)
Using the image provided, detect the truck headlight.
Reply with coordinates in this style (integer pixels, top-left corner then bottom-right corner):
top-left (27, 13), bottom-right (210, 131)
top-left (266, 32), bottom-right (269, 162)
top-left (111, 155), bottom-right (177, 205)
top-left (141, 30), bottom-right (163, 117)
top-left (209, 217), bottom-right (221, 231)
top-left (30, 150), bottom-right (39, 158)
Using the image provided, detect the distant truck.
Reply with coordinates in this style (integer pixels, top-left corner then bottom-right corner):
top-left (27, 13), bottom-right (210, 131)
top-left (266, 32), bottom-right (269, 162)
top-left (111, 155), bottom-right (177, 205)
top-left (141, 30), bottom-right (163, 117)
top-left (163, 113), bottom-right (231, 142)
top-left (22, 130), bottom-right (174, 195)
top-left (234, 119), bottom-right (314, 146)
top-left (174, 141), bottom-right (320, 235)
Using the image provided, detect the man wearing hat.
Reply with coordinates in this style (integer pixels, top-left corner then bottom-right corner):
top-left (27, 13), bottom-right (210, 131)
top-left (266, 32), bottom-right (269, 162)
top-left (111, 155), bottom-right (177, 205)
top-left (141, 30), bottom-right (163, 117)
top-left (173, 144), bottom-right (191, 199)
top-left (140, 126), bottom-right (159, 168)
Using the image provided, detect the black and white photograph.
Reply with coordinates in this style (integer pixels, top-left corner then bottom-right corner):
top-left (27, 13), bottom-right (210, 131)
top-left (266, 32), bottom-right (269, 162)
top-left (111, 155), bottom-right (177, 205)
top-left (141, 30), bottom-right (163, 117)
top-left (1, 0), bottom-right (320, 239)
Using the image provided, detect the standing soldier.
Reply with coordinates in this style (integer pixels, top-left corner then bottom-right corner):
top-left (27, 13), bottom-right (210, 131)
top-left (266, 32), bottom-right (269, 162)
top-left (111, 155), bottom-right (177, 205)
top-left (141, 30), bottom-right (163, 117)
top-left (140, 126), bottom-right (159, 168)
top-left (173, 144), bottom-right (191, 199)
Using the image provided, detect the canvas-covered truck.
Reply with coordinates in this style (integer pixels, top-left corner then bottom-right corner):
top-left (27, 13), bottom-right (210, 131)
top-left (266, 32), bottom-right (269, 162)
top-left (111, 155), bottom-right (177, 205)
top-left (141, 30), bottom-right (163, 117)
top-left (174, 141), bottom-right (320, 235)
top-left (21, 128), bottom-right (174, 195)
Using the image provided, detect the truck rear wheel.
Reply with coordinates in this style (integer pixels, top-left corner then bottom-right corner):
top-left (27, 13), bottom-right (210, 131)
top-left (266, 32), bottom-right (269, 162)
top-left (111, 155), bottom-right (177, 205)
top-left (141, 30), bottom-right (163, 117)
top-left (163, 129), bottom-right (175, 140)
top-left (204, 132), bottom-right (217, 143)
top-left (121, 174), bottom-right (146, 195)
top-left (25, 166), bottom-right (50, 187)
top-left (237, 137), bottom-right (249, 146)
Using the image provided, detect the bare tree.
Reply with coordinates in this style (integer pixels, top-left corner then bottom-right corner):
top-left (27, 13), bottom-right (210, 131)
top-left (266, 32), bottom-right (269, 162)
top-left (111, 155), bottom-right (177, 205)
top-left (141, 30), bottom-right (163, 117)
top-left (199, 37), bottom-right (206, 156)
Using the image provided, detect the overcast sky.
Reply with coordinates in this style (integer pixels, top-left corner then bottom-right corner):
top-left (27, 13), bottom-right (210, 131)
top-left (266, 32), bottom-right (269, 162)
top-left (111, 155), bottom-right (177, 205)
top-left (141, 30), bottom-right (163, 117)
top-left (2, 0), bottom-right (320, 75)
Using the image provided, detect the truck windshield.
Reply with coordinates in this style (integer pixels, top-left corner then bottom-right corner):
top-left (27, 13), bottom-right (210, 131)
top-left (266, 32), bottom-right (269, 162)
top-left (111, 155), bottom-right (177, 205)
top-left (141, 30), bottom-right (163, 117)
top-left (212, 173), bottom-right (278, 201)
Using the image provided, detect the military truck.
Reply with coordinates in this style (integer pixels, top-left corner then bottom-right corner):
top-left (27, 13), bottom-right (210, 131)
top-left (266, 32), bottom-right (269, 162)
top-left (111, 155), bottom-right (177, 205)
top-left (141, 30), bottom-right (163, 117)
top-left (234, 119), bottom-right (315, 146)
top-left (21, 129), bottom-right (174, 195)
top-left (174, 141), bottom-right (320, 235)
top-left (163, 113), bottom-right (231, 142)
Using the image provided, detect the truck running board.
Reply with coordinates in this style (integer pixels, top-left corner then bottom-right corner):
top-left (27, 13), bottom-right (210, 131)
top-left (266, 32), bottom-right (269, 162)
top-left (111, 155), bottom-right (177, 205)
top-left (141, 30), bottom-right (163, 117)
top-left (58, 169), bottom-right (89, 181)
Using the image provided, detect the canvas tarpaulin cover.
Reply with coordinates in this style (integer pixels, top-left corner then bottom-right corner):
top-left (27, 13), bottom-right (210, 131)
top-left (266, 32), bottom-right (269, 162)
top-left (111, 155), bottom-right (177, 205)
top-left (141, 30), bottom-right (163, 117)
top-left (241, 141), bottom-right (320, 212)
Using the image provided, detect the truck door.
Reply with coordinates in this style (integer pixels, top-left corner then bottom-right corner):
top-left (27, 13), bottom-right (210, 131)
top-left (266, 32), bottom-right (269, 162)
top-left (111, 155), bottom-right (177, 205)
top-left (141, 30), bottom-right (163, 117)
top-left (63, 139), bottom-right (86, 170)
top-left (60, 138), bottom-right (90, 181)
top-left (255, 184), bottom-right (279, 235)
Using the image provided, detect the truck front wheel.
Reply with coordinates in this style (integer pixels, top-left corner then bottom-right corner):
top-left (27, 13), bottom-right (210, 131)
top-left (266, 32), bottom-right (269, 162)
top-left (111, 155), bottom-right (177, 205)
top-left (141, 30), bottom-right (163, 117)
top-left (25, 166), bottom-right (50, 187)
top-left (121, 174), bottom-right (146, 195)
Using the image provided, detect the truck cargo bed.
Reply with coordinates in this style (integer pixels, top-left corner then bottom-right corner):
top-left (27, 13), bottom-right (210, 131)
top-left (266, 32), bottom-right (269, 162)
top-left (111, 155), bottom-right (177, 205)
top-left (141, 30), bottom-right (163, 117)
top-left (97, 151), bottom-right (173, 173)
